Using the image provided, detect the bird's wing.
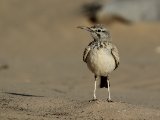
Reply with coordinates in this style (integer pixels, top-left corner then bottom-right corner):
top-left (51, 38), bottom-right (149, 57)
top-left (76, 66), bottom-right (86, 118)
top-left (111, 44), bottom-right (120, 70)
top-left (83, 46), bottom-right (91, 62)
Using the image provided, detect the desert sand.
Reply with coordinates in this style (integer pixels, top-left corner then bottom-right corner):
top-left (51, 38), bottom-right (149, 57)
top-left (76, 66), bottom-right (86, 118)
top-left (0, 0), bottom-right (160, 120)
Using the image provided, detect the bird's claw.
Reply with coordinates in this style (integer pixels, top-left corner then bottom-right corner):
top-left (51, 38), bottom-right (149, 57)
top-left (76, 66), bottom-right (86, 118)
top-left (107, 98), bottom-right (113, 102)
top-left (89, 98), bottom-right (98, 102)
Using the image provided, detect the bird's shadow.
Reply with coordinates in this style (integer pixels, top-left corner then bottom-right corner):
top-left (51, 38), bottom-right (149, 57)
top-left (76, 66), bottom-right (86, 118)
top-left (4, 92), bottom-right (44, 97)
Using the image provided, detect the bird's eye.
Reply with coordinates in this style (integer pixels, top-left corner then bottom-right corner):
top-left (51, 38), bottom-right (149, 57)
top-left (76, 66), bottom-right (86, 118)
top-left (97, 29), bottom-right (101, 32)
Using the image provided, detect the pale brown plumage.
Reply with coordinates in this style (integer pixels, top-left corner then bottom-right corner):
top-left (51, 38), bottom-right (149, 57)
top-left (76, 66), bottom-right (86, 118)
top-left (83, 41), bottom-right (120, 70)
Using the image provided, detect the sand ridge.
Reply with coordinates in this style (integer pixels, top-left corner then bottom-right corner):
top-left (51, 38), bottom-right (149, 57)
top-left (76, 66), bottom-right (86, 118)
top-left (0, 92), bottom-right (160, 120)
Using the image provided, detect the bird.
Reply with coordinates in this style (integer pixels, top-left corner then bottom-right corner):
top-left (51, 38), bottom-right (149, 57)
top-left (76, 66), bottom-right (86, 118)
top-left (77, 24), bottom-right (120, 102)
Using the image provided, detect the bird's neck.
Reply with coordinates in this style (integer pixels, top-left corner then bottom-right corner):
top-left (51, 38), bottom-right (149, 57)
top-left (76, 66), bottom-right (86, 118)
top-left (94, 38), bottom-right (111, 43)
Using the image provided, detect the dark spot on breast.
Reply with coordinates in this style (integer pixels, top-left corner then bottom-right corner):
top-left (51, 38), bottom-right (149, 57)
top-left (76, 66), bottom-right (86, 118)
top-left (97, 29), bottom-right (101, 32)
top-left (97, 34), bottom-right (100, 38)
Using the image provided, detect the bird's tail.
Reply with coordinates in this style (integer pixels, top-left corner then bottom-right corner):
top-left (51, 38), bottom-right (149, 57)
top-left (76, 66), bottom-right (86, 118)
top-left (100, 76), bottom-right (109, 88)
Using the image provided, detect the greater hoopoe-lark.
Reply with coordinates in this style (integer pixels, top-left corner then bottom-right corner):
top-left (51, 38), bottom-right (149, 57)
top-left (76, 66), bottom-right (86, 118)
top-left (78, 24), bottom-right (120, 102)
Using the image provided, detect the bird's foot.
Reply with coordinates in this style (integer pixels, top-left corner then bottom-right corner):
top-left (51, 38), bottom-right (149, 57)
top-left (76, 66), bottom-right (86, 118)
top-left (107, 98), bottom-right (113, 102)
top-left (89, 98), bottom-right (98, 102)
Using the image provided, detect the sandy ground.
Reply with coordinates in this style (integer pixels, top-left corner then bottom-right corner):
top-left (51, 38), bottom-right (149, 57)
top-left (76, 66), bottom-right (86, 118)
top-left (0, 0), bottom-right (160, 119)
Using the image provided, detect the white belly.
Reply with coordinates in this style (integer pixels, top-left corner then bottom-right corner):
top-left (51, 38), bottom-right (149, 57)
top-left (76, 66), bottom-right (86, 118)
top-left (86, 49), bottom-right (115, 76)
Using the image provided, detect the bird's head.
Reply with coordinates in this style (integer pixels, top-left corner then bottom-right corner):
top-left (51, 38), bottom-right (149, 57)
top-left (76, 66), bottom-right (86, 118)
top-left (77, 24), bottom-right (111, 41)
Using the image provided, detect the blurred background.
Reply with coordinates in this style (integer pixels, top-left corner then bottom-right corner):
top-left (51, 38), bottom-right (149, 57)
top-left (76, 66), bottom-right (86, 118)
top-left (0, 0), bottom-right (160, 109)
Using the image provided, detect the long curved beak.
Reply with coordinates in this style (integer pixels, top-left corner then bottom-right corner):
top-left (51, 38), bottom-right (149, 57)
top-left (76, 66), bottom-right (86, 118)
top-left (77, 26), bottom-right (92, 32)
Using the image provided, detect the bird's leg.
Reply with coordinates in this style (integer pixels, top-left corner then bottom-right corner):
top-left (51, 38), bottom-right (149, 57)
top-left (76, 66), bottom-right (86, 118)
top-left (107, 80), bottom-right (113, 102)
top-left (89, 75), bottom-right (98, 102)
top-left (93, 75), bottom-right (97, 100)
